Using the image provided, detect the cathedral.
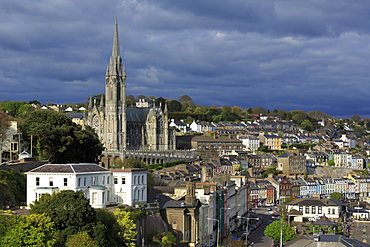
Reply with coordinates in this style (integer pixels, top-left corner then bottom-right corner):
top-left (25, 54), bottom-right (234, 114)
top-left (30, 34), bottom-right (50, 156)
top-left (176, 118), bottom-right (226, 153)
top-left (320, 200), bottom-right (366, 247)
top-left (85, 20), bottom-right (173, 151)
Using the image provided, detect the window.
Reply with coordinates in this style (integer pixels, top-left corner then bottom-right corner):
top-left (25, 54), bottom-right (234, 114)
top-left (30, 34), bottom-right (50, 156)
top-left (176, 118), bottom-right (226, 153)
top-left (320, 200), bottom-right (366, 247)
top-left (142, 175), bottom-right (144, 184)
top-left (107, 176), bottom-right (110, 185)
top-left (332, 208), bottom-right (335, 215)
top-left (102, 192), bottom-right (105, 204)
top-left (102, 176), bottom-right (105, 185)
top-left (49, 177), bottom-right (53, 187)
top-left (122, 177), bottom-right (126, 184)
top-left (328, 208), bottom-right (331, 214)
top-left (107, 191), bottom-right (110, 202)
top-left (311, 206), bottom-right (316, 214)
top-left (84, 177), bottom-right (86, 186)
top-left (305, 206), bottom-right (309, 214)
top-left (134, 176), bottom-right (136, 184)
top-left (92, 192), bottom-right (98, 205)
top-left (318, 206), bottom-right (322, 214)
top-left (172, 219), bottom-right (178, 229)
top-left (36, 177), bottom-right (40, 186)
top-left (64, 178), bottom-right (67, 186)
top-left (114, 177), bottom-right (118, 184)
top-left (299, 206), bottom-right (303, 212)
top-left (78, 178), bottom-right (81, 187)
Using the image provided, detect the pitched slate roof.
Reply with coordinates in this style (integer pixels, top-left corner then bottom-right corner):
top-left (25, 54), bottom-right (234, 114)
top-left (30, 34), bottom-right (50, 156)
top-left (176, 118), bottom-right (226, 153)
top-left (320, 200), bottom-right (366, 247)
top-left (287, 197), bottom-right (342, 206)
top-left (27, 163), bottom-right (109, 173)
top-left (126, 107), bottom-right (150, 122)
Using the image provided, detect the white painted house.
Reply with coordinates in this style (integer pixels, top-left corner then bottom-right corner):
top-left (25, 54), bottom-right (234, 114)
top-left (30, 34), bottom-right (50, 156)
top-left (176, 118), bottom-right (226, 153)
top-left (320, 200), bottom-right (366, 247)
top-left (111, 168), bottom-right (148, 206)
top-left (287, 198), bottom-right (343, 222)
top-left (26, 163), bottom-right (147, 209)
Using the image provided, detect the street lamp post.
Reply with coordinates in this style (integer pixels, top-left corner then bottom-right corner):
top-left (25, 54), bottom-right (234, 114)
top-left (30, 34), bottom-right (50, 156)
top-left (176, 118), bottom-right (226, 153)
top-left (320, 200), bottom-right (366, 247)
top-left (237, 216), bottom-right (259, 245)
top-left (208, 218), bottom-right (220, 247)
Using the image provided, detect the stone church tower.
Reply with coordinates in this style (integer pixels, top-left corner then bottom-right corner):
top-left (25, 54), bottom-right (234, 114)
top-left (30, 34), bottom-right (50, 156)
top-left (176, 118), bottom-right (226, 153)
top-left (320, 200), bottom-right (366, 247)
top-left (85, 19), bottom-right (173, 151)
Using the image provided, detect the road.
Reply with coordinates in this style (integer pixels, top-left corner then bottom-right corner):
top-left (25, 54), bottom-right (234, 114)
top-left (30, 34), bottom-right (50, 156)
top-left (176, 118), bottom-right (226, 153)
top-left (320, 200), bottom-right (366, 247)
top-left (248, 207), bottom-right (275, 247)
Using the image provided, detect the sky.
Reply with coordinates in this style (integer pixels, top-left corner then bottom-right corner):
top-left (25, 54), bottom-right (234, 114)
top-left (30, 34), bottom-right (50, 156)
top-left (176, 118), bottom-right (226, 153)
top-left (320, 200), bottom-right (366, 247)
top-left (1, 0), bottom-right (370, 119)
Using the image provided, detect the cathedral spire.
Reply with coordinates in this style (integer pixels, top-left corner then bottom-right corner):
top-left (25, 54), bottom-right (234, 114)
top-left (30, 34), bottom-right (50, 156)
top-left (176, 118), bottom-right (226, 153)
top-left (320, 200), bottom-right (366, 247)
top-left (107, 17), bottom-right (123, 77)
top-left (112, 17), bottom-right (120, 57)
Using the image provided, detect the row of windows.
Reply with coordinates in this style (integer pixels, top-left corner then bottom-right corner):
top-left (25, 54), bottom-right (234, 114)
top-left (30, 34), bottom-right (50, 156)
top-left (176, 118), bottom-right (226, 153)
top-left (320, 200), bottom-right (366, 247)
top-left (113, 175), bottom-right (145, 185)
top-left (298, 206), bottom-right (336, 215)
top-left (36, 176), bottom-right (111, 187)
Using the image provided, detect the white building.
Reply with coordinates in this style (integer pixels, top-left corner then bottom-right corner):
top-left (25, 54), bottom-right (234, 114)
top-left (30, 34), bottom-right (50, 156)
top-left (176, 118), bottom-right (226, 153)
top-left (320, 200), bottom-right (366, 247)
top-left (111, 168), bottom-right (147, 205)
top-left (26, 163), bottom-right (147, 209)
top-left (287, 198), bottom-right (343, 222)
top-left (237, 135), bottom-right (260, 151)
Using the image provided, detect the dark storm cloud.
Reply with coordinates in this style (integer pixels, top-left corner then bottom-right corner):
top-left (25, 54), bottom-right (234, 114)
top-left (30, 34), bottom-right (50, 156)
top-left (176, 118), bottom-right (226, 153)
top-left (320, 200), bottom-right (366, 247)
top-left (1, 0), bottom-right (370, 118)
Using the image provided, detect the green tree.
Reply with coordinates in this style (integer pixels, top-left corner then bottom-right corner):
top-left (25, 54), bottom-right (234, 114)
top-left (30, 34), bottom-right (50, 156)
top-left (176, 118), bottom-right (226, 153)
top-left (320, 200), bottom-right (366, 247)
top-left (264, 221), bottom-right (296, 243)
top-left (28, 100), bottom-right (41, 105)
top-left (30, 190), bottom-right (97, 244)
top-left (292, 112), bottom-right (308, 125)
top-left (153, 232), bottom-right (177, 247)
top-left (0, 101), bottom-right (33, 118)
top-left (300, 119), bottom-right (314, 132)
top-left (1, 214), bottom-right (56, 247)
top-left (168, 100), bottom-right (183, 112)
top-left (0, 169), bottom-right (26, 209)
top-left (122, 157), bottom-right (147, 168)
top-left (330, 192), bottom-right (342, 201)
top-left (94, 209), bottom-right (123, 246)
top-left (23, 110), bottom-right (103, 163)
top-left (65, 231), bottom-right (99, 247)
top-left (113, 209), bottom-right (137, 247)
top-left (327, 160), bottom-right (335, 166)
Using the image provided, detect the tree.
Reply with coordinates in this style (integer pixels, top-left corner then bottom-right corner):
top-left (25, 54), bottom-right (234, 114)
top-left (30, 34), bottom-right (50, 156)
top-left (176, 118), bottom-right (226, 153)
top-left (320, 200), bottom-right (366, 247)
top-left (113, 209), bottom-right (137, 247)
top-left (122, 157), bottom-right (146, 168)
top-left (264, 221), bottom-right (297, 243)
top-left (0, 110), bottom-right (10, 139)
top-left (292, 112), bottom-right (308, 125)
top-left (327, 160), bottom-right (335, 166)
top-left (153, 232), bottom-right (177, 247)
top-left (168, 100), bottom-right (183, 112)
top-left (300, 119), bottom-right (314, 132)
top-left (0, 101), bottom-right (33, 118)
top-left (330, 192), bottom-right (342, 201)
top-left (351, 114), bottom-right (361, 123)
top-left (94, 209), bottom-right (123, 246)
top-left (178, 95), bottom-right (193, 103)
top-left (28, 100), bottom-right (41, 105)
top-left (0, 169), bottom-right (26, 209)
top-left (23, 110), bottom-right (103, 163)
top-left (1, 214), bottom-right (56, 247)
top-left (65, 231), bottom-right (99, 247)
top-left (30, 190), bottom-right (97, 244)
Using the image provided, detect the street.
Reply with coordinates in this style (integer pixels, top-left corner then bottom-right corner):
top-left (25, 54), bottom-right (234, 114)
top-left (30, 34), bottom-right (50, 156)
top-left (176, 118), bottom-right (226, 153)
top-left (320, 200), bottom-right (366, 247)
top-left (248, 208), bottom-right (274, 247)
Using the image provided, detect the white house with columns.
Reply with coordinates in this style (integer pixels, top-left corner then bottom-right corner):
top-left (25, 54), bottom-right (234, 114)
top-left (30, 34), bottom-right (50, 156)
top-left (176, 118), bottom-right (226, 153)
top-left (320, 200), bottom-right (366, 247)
top-left (26, 163), bottom-right (147, 208)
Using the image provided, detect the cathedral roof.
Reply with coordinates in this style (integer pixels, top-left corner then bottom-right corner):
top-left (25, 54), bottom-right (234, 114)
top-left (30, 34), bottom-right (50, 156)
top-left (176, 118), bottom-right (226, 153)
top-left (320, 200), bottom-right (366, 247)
top-left (126, 107), bottom-right (151, 122)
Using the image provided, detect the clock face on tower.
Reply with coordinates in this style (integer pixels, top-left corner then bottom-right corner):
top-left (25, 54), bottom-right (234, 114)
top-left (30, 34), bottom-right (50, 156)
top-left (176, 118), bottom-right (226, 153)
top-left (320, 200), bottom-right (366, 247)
top-left (92, 115), bottom-right (100, 129)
